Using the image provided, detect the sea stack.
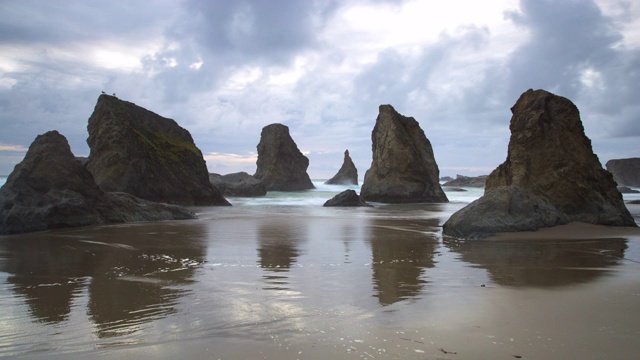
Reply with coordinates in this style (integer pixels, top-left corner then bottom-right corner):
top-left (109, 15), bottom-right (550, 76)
top-left (360, 105), bottom-right (448, 203)
top-left (0, 131), bottom-right (195, 235)
top-left (86, 94), bottom-right (229, 206)
top-left (253, 123), bottom-right (315, 191)
top-left (443, 89), bottom-right (636, 239)
top-left (325, 150), bottom-right (358, 185)
top-left (606, 158), bottom-right (640, 187)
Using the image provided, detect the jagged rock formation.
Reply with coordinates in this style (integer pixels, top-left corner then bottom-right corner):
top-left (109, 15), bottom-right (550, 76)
top-left (323, 190), bottom-right (371, 207)
top-left (253, 123), bottom-right (315, 191)
top-left (443, 174), bottom-right (488, 188)
top-left (440, 176), bottom-right (454, 182)
top-left (0, 131), bottom-right (195, 235)
top-left (209, 172), bottom-right (266, 197)
top-left (360, 105), bottom-right (448, 203)
top-left (325, 150), bottom-right (358, 185)
top-left (444, 89), bottom-right (636, 239)
top-left (606, 158), bottom-right (640, 187)
top-left (86, 94), bottom-right (229, 206)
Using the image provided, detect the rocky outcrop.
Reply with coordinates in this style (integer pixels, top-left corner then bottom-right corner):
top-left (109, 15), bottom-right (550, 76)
top-left (253, 123), bottom-right (315, 191)
top-left (323, 190), bottom-right (371, 207)
top-left (0, 131), bottom-right (195, 235)
top-left (443, 186), bottom-right (569, 239)
top-left (440, 176), bottom-right (454, 182)
top-left (209, 172), bottom-right (267, 197)
top-left (606, 158), bottom-right (640, 187)
top-left (443, 89), bottom-right (636, 239)
top-left (325, 150), bottom-right (358, 185)
top-left (443, 174), bottom-right (488, 188)
top-left (86, 94), bottom-right (229, 206)
top-left (360, 105), bottom-right (448, 203)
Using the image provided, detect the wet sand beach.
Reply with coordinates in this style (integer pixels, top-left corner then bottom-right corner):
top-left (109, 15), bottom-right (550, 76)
top-left (1, 184), bottom-right (639, 359)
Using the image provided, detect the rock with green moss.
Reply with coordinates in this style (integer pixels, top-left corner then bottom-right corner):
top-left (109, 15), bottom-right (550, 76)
top-left (86, 95), bottom-right (229, 206)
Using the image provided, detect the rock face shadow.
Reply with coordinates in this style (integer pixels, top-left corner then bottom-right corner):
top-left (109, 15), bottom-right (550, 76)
top-left (443, 237), bottom-right (628, 287)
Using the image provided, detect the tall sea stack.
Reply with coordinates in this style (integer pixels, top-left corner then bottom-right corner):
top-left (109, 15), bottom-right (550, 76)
top-left (253, 123), bottom-right (315, 191)
top-left (443, 89), bottom-right (636, 239)
top-left (360, 105), bottom-right (448, 203)
top-left (86, 95), bottom-right (229, 206)
top-left (325, 150), bottom-right (358, 185)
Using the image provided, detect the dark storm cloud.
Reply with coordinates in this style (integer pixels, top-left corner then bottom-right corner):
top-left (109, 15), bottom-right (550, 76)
top-left (506, 0), bottom-right (621, 98)
top-left (0, 0), bottom-right (173, 44)
top-left (505, 0), bottom-right (640, 138)
top-left (174, 0), bottom-right (340, 64)
top-left (351, 25), bottom-right (504, 132)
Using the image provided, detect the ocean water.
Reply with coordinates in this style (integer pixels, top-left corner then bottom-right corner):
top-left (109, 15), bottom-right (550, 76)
top-left (1, 179), bottom-right (640, 359)
top-left (0, 176), bottom-right (6, 187)
top-left (228, 180), bottom-right (484, 207)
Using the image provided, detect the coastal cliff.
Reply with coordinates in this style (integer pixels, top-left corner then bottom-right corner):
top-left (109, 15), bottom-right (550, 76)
top-left (606, 158), bottom-right (640, 187)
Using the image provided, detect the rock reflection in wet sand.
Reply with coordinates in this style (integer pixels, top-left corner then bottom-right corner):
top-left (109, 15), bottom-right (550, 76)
top-left (0, 221), bottom-right (206, 340)
top-left (444, 237), bottom-right (627, 287)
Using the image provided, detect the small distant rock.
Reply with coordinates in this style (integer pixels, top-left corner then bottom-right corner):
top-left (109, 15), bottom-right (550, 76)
top-left (443, 175), bottom-right (488, 188)
top-left (325, 150), bottom-right (358, 185)
top-left (444, 187), bottom-right (467, 192)
top-left (606, 158), bottom-right (640, 187)
top-left (440, 176), bottom-right (454, 182)
top-left (0, 131), bottom-right (194, 235)
top-left (361, 105), bottom-right (448, 203)
top-left (627, 199), bottom-right (640, 205)
top-left (253, 123), bottom-right (315, 191)
top-left (323, 190), bottom-right (372, 207)
top-left (617, 186), bottom-right (640, 194)
top-left (209, 172), bottom-right (267, 197)
top-left (75, 156), bottom-right (89, 165)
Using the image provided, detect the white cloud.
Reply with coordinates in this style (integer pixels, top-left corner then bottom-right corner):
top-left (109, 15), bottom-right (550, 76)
top-left (0, 144), bottom-right (28, 152)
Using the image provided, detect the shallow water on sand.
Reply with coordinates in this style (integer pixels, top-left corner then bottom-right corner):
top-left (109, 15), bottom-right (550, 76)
top-left (1, 182), bottom-right (640, 359)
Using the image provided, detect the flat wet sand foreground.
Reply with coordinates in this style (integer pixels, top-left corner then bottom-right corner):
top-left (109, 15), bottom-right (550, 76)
top-left (0, 202), bottom-right (639, 359)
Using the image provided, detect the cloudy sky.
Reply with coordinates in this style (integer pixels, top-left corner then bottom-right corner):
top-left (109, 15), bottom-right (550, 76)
top-left (1, 0), bottom-right (639, 178)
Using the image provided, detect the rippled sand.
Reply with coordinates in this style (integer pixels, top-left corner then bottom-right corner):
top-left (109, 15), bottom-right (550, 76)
top-left (0, 200), bottom-right (639, 359)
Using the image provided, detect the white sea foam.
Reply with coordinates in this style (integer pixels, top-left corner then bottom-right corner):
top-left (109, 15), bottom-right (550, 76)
top-left (0, 176), bottom-right (6, 187)
top-left (226, 179), bottom-right (483, 207)
top-left (229, 180), bottom-right (362, 207)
